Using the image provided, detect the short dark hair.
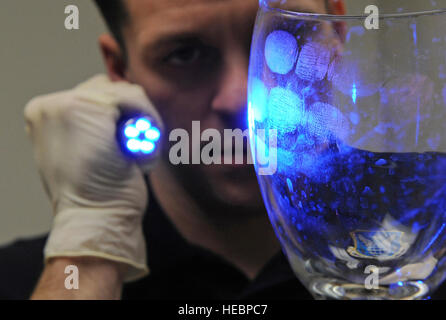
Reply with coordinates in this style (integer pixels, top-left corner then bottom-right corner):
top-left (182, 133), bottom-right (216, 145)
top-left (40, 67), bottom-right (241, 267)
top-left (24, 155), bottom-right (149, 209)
top-left (94, 0), bottom-right (129, 50)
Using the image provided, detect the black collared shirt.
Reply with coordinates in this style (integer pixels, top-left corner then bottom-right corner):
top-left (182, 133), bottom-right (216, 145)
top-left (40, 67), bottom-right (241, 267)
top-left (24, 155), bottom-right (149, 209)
top-left (1, 195), bottom-right (445, 300)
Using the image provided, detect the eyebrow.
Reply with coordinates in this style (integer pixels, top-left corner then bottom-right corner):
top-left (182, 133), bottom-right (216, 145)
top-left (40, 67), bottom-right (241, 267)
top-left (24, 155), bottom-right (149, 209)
top-left (149, 32), bottom-right (206, 49)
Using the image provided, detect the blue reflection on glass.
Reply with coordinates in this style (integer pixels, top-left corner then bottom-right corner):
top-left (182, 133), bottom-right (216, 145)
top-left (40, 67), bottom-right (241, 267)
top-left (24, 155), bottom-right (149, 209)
top-left (422, 223), bottom-right (446, 254)
top-left (352, 83), bottom-right (357, 104)
top-left (251, 78), bottom-right (269, 123)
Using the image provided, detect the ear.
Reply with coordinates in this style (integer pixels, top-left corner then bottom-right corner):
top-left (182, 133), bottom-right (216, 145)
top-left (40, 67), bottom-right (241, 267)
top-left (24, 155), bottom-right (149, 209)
top-left (98, 33), bottom-right (127, 82)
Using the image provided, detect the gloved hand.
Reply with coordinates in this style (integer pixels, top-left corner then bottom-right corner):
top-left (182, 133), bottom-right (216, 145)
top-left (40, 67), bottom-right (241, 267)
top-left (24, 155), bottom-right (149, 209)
top-left (24, 75), bottom-right (161, 282)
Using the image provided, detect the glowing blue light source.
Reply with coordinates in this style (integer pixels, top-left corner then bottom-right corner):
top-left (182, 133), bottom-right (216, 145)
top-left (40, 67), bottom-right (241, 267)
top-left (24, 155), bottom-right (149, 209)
top-left (265, 30), bottom-right (298, 75)
top-left (119, 115), bottom-right (161, 157)
top-left (140, 141), bottom-right (155, 154)
top-left (397, 281), bottom-right (403, 287)
top-left (127, 139), bottom-right (141, 152)
top-left (135, 118), bottom-right (151, 131)
top-left (124, 125), bottom-right (139, 138)
top-left (145, 128), bottom-right (161, 141)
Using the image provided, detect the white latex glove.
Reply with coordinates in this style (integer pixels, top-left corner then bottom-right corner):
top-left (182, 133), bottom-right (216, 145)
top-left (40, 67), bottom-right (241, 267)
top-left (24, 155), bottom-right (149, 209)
top-left (24, 75), bottom-right (162, 282)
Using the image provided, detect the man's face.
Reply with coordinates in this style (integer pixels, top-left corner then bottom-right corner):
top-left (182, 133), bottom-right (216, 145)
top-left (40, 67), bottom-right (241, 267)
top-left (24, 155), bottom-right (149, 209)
top-left (118, 0), bottom-right (327, 211)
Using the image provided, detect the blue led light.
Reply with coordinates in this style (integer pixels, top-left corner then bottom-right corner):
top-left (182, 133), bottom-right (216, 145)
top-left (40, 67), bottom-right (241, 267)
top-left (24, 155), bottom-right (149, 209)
top-left (127, 139), bottom-right (141, 152)
top-left (397, 281), bottom-right (403, 287)
top-left (135, 118), bottom-right (151, 131)
top-left (124, 125), bottom-right (139, 138)
top-left (265, 30), bottom-right (298, 75)
top-left (140, 141), bottom-right (155, 154)
top-left (120, 115), bottom-right (161, 157)
top-left (145, 128), bottom-right (161, 141)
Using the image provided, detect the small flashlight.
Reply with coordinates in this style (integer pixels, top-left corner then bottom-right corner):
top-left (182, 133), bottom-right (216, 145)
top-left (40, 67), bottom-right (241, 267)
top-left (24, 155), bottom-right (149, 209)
top-left (116, 110), bottom-right (162, 165)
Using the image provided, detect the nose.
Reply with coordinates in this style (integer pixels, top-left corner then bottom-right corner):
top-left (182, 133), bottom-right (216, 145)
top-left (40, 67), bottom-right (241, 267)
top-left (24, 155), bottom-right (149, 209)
top-left (211, 52), bottom-right (248, 124)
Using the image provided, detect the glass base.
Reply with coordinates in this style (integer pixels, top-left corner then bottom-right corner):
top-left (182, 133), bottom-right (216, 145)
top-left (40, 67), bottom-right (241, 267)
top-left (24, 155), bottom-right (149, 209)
top-left (310, 279), bottom-right (429, 300)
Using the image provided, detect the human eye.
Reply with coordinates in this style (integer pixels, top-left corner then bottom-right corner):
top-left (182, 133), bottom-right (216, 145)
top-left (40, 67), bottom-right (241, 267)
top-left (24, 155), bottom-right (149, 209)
top-left (164, 44), bottom-right (203, 66)
top-left (162, 39), bottom-right (220, 69)
top-left (147, 37), bottom-right (222, 85)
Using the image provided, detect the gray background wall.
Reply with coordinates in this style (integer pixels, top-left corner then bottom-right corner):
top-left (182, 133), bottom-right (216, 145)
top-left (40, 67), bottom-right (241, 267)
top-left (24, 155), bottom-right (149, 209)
top-left (0, 0), bottom-right (106, 246)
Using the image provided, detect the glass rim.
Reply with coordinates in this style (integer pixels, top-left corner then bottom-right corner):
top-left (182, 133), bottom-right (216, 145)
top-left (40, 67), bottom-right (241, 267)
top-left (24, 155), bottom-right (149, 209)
top-left (261, 3), bottom-right (446, 21)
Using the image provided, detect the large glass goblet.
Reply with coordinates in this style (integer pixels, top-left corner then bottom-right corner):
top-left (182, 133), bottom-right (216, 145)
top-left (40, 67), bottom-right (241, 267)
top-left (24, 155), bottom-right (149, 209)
top-left (248, 0), bottom-right (446, 299)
